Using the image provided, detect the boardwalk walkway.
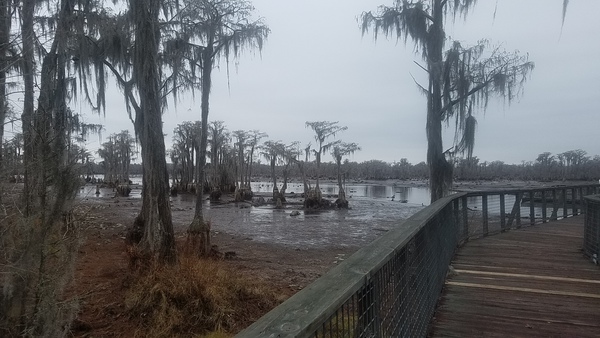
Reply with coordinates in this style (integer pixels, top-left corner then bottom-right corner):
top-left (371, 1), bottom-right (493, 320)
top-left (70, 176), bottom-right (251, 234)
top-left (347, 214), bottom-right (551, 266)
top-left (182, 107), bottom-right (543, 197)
top-left (430, 216), bottom-right (600, 337)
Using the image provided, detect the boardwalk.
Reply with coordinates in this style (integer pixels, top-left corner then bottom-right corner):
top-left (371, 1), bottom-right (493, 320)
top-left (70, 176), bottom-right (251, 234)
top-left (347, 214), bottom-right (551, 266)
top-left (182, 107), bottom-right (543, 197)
top-left (430, 216), bottom-right (600, 337)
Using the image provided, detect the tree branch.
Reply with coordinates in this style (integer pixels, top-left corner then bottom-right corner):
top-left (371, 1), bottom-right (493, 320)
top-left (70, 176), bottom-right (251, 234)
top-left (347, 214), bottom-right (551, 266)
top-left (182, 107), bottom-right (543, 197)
top-left (413, 60), bottom-right (429, 73)
top-left (439, 78), bottom-right (493, 117)
top-left (103, 60), bottom-right (138, 125)
top-left (410, 72), bottom-right (429, 97)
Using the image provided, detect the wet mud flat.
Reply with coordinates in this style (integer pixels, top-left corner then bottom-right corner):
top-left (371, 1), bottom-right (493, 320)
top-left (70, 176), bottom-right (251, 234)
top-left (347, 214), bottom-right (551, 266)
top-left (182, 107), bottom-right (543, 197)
top-left (79, 183), bottom-right (427, 249)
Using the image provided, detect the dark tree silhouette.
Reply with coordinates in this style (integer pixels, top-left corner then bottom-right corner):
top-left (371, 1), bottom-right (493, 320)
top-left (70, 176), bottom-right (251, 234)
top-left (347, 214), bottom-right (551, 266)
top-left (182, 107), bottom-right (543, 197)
top-left (305, 121), bottom-right (347, 206)
top-left (361, 0), bottom-right (534, 202)
top-left (129, 0), bottom-right (176, 263)
top-left (331, 142), bottom-right (361, 208)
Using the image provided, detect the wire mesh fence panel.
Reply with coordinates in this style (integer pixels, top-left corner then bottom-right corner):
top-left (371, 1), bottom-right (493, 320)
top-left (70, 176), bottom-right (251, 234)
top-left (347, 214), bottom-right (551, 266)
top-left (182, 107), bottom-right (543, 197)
top-left (313, 204), bottom-right (459, 338)
top-left (584, 195), bottom-right (600, 265)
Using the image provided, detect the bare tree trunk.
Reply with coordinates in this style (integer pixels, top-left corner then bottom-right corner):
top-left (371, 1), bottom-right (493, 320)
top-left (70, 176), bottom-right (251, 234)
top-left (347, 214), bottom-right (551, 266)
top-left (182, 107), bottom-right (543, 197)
top-left (21, 0), bottom-right (35, 216)
top-left (188, 45), bottom-right (212, 256)
top-left (270, 158), bottom-right (278, 201)
top-left (296, 161), bottom-right (309, 196)
top-left (427, 0), bottom-right (452, 203)
top-left (131, 0), bottom-right (176, 263)
top-left (0, 0), bottom-right (8, 206)
top-left (246, 149), bottom-right (254, 187)
top-left (281, 166), bottom-right (288, 196)
top-left (315, 151), bottom-right (322, 200)
top-left (238, 142), bottom-right (244, 188)
top-left (336, 161), bottom-right (343, 194)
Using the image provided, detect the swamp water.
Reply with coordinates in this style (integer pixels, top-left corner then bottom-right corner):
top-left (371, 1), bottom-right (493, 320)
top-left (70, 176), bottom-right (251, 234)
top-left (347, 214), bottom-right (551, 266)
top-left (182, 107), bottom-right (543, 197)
top-left (79, 180), bottom-right (430, 248)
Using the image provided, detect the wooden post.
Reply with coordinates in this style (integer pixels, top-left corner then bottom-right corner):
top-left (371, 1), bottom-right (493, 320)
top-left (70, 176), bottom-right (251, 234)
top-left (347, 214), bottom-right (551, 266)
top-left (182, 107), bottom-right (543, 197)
top-left (462, 196), bottom-right (468, 240)
top-left (453, 199), bottom-right (461, 243)
top-left (542, 190), bottom-right (548, 223)
top-left (529, 190), bottom-right (535, 225)
top-left (551, 189), bottom-right (558, 220)
top-left (507, 192), bottom-right (522, 229)
top-left (516, 192), bottom-right (522, 228)
top-left (562, 189), bottom-right (568, 219)
top-left (500, 193), bottom-right (506, 231)
top-left (577, 187), bottom-right (583, 215)
top-left (482, 194), bottom-right (488, 236)
top-left (572, 188), bottom-right (578, 215)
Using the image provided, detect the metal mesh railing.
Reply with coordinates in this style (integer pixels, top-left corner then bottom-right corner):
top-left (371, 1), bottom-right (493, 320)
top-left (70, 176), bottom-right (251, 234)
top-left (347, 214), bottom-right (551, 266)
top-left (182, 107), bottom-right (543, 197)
top-left (235, 184), bottom-right (599, 338)
top-left (584, 195), bottom-right (600, 264)
top-left (312, 198), bottom-right (464, 338)
top-left (236, 194), bottom-right (466, 338)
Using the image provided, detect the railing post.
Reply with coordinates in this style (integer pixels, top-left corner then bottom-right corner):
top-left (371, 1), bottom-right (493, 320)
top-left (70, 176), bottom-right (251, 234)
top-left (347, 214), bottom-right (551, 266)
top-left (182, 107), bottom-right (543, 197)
top-left (577, 187), bottom-right (583, 215)
top-left (542, 190), bottom-right (548, 223)
top-left (453, 199), bottom-right (460, 243)
top-left (529, 190), bottom-right (535, 225)
top-left (506, 192), bottom-right (522, 229)
top-left (482, 194), bottom-right (489, 236)
top-left (562, 188), bottom-right (568, 219)
top-left (516, 192), bottom-right (522, 228)
top-left (583, 195), bottom-right (600, 262)
top-left (500, 193), bottom-right (506, 231)
top-left (461, 196), bottom-right (468, 240)
top-left (572, 188), bottom-right (578, 216)
top-left (551, 189), bottom-right (558, 220)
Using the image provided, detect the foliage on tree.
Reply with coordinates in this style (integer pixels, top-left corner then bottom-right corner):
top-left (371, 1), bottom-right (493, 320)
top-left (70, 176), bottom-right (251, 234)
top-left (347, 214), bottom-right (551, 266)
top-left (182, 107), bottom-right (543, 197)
top-left (97, 130), bottom-right (136, 187)
top-left (207, 120), bottom-right (236, 195)
top-left (361, 0), bottom-right (534, 202)
top-left (232, 129), bottom-right (249, 190)
top-left (261, 140), bottom-right (285, 205)
top-left (278, 142), bottom-right (301, 199)
top-left (170, 121), bottom-right (202, 191)
top-left (304, 121), bottom-right (347, 206)
top-left (331, 142), bottom-right (361, 208)
top-left (244, 130), bottom-right (267, 187)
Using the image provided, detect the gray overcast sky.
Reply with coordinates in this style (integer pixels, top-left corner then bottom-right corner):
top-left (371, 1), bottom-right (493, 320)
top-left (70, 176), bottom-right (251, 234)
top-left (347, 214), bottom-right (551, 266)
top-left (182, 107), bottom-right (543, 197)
top-left (81, 0), bottom-right (600, 165)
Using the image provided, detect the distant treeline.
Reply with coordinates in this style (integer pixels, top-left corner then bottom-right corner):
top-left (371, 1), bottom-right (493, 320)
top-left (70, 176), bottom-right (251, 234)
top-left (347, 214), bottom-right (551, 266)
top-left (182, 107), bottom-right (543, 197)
top-left (80, 149), bottom-right (600, 182)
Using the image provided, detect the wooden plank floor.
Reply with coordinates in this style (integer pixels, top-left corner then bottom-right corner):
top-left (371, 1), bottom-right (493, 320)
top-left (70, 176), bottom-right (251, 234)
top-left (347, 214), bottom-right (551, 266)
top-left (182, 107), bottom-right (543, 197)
top-left (430, 216), bottom-right (600, 337)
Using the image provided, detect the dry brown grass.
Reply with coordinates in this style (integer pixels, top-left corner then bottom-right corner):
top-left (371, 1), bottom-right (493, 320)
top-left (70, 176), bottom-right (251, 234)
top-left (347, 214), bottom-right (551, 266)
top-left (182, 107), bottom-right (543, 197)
top-left (124, 252), bottom-right (283, 337)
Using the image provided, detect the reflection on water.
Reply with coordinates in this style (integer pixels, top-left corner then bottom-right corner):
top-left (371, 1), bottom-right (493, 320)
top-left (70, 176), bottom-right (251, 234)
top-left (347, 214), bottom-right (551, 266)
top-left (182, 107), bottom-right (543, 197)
top-left (78, 185), bottom-right (142, 199)
top-left (250, 182), bottom-right (430, 206)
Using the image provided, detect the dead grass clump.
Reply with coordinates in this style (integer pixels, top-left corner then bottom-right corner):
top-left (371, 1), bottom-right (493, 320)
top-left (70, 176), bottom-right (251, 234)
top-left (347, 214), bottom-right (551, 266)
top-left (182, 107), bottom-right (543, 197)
top-left (125, 254), bottom-right (282, 337)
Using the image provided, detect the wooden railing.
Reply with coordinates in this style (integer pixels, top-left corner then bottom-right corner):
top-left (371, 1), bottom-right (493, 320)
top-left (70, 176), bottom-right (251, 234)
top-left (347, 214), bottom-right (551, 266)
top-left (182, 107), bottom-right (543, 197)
top-left (584, 194), bottom-right (600, 264)
top-left (236, 183), bottom-right (600, 338)
top-left (458, 184), bottom-right (600, 241)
